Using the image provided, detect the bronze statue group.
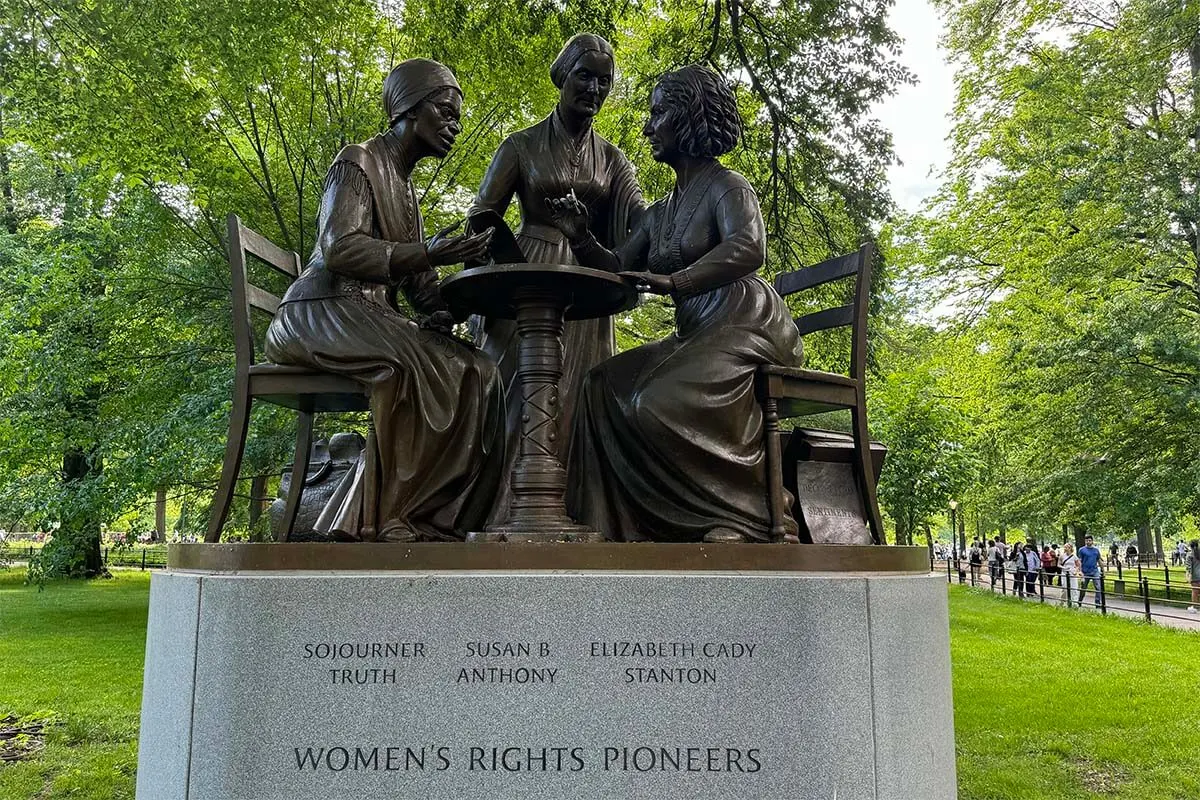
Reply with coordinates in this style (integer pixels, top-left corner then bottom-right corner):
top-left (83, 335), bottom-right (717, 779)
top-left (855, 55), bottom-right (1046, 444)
top-left (266, 36), bottom-right (804, 545)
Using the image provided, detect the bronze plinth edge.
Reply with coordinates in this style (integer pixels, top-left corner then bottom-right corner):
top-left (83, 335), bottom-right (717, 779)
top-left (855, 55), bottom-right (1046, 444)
top-left (168, 542), bottom-right (929, 573)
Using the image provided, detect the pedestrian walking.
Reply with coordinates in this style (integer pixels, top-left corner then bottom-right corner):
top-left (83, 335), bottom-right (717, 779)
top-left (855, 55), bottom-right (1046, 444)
top-left (986, 539), bottom-right (1000, 583)
top-left (1060, 542), bottom-right (1079, 604)
top-left (969, 540), bottom-right (983, 584)
top-left (1010, 542), bottom-right (1026, 598)
top-left (1186, 539), bottom-right (1200, 614)
top-left (1079, 534), bottom-right (1103, 608)
top-left (1023, 544), bottom-right (1040, 597)
top-left (1040, 544), bottom-right (1058, 587)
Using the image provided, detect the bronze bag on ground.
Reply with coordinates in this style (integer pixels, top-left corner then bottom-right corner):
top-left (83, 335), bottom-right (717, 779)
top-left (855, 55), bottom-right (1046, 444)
top-left (268, 432), bottom-right (365, 541)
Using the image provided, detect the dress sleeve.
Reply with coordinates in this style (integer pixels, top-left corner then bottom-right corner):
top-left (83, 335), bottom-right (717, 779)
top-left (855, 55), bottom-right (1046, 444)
top-left (605, 152), bottom-right (646, 248)
top-left (569, 209), bottom-right (651, 273)
top-left (670, 186), bottom-right (765, 299)
top-left (470, 138), bottom-right (520, 218)
top-left (319, 162), bottom-right (431, 282)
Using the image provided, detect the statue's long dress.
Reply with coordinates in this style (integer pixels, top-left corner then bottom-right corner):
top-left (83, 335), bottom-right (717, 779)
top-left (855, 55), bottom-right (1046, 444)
top-left (470, 111), bottom-right (642, 524)
top-left (265, 133), bottom-right (506, 540)
top-left (566, 163), bottom-right (803, 542)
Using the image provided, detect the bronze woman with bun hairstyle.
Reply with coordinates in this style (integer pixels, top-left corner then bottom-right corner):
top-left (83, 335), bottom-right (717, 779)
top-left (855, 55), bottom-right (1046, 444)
top-left (470, 33), bottom-right (644, 525)
top-left (548, 64), bottom-right (804, 544)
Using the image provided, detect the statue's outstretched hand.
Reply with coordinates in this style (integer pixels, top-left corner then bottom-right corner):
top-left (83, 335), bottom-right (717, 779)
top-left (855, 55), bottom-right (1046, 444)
top-left (618, 271), bottom-right (673, 295)
top-left (427, 220), bottom-right (494, 267)
top-left (545, 194), bottom-right (589, 243)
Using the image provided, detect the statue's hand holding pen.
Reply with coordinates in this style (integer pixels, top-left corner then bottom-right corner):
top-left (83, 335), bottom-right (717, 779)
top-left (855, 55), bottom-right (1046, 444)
top-left (547, 192), bottom-right (672, 294)
top-left (545, 191), bottom-right (589, 244)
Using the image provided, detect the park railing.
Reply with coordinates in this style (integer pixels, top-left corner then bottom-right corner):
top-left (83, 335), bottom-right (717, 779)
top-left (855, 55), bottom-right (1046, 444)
top-left (1, 543), bottom-right (168, 571)
top-left (936, 555), bottom-right (1198, 626)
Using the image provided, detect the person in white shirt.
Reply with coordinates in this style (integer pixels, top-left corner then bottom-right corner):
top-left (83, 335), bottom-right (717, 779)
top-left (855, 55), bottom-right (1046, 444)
top-left (1059, 542), bottom-right (1080, 605)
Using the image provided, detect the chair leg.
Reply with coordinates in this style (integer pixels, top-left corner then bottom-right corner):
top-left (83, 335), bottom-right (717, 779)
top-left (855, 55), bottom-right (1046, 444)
top-left (763, 397), bottom-right (796, 544)
top-left (279, 411), bottom-right (314, 542)
top-left (360, 421), bottom-right (379, 542)
top-left (851, 402), bottom-right (885, 545)
top-left (206, 392), bottom-right (252, 543)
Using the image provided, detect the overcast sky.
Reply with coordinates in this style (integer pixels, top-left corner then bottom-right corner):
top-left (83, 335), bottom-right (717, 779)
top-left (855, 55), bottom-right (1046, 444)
top-left (876, 0), bottom-right (956, 213)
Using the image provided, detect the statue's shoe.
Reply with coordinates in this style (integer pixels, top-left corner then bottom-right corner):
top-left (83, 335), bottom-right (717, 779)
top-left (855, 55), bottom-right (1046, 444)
top-left (702, 528), bottom-right (747, 544)
top-left (378, 520), bottom-right (419, 543)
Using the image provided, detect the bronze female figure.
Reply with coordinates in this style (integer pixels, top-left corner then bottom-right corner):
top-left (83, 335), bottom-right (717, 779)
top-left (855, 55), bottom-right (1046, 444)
top-left (266, 59), bottom-right (505, 542)
top-left (469, 33), bottom-right (644, 523)
top-left (547, 65), bottom-right (804, 543)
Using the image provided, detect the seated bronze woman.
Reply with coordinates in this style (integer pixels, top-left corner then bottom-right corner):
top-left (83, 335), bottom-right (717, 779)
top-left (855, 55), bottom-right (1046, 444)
top-left (547, 65), bottom-right (803, 543)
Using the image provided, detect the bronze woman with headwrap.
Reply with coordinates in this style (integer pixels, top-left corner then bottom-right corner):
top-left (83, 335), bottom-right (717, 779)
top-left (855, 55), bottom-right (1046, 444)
top-left (266, 58), bottom-right (505, 542)
top-left (469, 33), bottom-right (644, 524)
top-left (547, 65), bottom-right (804, 543)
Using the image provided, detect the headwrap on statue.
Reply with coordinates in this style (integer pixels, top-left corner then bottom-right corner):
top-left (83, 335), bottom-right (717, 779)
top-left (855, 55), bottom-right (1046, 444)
top-left (384, 59), bottom-right (462, 126)
top-left (549, 33), bottom-right (615, 89)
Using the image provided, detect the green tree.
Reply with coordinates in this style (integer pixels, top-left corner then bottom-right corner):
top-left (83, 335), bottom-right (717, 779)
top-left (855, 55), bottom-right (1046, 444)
top-left (888, 0), bottom-right (1200, 544)
top-left (0, 0), bottom-right (910, 572)
top-left (870, 324), bottom-right (975, 547)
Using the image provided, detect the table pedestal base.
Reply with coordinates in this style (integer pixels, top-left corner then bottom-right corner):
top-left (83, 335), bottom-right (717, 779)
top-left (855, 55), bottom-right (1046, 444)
top-left (440, 265), bottom-right (638, 542)
top-left (490, 287), bottom-right (605, 540)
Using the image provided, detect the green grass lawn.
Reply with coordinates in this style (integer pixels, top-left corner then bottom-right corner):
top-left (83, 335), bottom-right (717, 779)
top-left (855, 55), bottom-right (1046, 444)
top-left (1, 569), bottom-right (1198, 799)
top-left (0, 569), bottom-right (147, 799)
top-left (951, 586), bottom-right (1200, 799)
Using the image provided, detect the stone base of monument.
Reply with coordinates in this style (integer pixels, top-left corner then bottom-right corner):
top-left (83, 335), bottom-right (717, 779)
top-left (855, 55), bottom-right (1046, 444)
top-left (136, 544), bottom-right (956, 800)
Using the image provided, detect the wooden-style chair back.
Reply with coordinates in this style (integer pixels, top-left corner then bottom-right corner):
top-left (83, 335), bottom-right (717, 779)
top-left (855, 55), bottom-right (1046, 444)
top-left (227, 214), bottom-right (302, 373)
top-left (757, 242), bottom-right (884, 546)
top-left (773, 241), bottom-right (873, 383)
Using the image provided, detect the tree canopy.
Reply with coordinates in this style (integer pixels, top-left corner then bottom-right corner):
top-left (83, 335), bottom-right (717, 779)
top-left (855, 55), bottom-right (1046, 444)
top-left (884, 0), bottom-right (1200, 550)
top-left (0, 0), bottom-right (910, 572)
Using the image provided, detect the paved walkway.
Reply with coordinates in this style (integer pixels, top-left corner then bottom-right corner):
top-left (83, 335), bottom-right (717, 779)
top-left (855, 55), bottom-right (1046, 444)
top-left (938, 570), bottom-right (1200, 632)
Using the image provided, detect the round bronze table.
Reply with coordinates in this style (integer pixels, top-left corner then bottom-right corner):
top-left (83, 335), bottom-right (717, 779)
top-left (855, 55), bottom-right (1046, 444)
top-left (440, 263), bottom-right (638, 542)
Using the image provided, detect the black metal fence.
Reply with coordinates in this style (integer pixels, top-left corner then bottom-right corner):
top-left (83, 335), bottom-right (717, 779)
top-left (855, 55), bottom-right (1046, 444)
top-left (1, 544), bottom-right (168, 571)
top-left (938, 555), bottom-right (1198, 626)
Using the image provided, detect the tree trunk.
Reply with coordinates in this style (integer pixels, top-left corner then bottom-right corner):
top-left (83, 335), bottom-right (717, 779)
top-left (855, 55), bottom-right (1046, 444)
top-left (1153, 525), bottom-right (1164, 560)
top-left (923, 521), bottom-right (934, 561)
top-left (1136, 520), bottom-right (1154, 561)
top-left (0, 108), bottom-right (15, 235)
top-left (249, 474), bottom-right (267, 533)
top-left (61, 446), bottom-right (103, 577)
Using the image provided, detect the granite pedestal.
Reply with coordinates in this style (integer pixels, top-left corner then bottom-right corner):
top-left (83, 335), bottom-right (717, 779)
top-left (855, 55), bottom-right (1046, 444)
top-left (136, 544), bottom-right (956, 800)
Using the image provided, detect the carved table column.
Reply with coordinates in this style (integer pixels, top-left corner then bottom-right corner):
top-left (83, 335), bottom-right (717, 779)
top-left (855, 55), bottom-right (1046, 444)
top-left (440, 264), bottom-right (637, 542)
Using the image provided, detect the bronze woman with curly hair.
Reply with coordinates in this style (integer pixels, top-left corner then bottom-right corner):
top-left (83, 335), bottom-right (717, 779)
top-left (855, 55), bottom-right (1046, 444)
top-left (547, 65), bottom-right (804, 543)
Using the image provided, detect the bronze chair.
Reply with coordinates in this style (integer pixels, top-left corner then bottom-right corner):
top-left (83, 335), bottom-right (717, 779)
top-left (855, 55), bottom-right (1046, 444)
top-left (205, 214), bottom-right (370, 543)
top-left (756, 242), bottom-right (884, 545)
